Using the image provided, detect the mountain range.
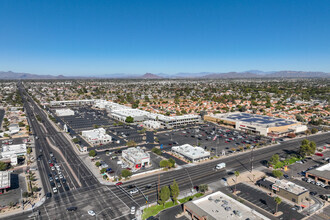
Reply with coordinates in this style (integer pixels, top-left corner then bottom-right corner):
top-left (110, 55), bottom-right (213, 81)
top-left (0, 70), bottom-right (329, 79)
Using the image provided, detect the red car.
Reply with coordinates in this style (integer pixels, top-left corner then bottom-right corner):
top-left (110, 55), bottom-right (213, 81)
top-left (126, 168), bottom-right (132, 170)
top-left (49, 163), bottom-right (54, 167)
top-left (116, 182), bottom-right (123, 186)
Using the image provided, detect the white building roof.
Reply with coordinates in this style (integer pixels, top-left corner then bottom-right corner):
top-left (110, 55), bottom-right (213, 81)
top-left (266, 176), bottom-right (308, 195)
top-left (122, 147), bottom-right (150, 164)
top-left (0, 171), bottom-right (10, 189)
top-left (55, 108), bottom-right (74, 116)
top-left (1, 144), bottom-right (27, 157)
top-left (82, 128), bottom-right (111, 141)
top-left (172, 144), bottom-right (210, 160)
top-left (185, 191), bottom-right (270, 220)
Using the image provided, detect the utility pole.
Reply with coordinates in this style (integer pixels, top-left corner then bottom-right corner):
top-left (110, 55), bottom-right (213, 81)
top-left (250, 148), bottom-right (254, 172)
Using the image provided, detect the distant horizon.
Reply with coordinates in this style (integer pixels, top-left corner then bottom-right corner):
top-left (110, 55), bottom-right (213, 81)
top-left (1, 69), bottom-right (329, 77)
top-left (1, 0), bottom-right (330, 75)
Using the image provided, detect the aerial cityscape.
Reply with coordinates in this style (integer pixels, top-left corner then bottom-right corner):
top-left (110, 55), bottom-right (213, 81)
top-left (0, 1), bottom-right (329, 220)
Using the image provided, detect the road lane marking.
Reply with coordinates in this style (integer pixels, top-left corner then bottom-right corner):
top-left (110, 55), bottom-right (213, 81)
top-left (106, 186), bottom-right (129, 209)
top-left (43, 204), bottom-right (50, 219)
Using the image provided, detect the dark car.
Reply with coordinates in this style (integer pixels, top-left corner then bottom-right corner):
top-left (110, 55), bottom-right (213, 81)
top-left (310, 191), bottom-right (318, 196)
top-left (46, 192), bottom-right (52, 199)
top-left (66, 207), bottom-right (77, 212)
top-left (145, 184), bottom-right (152, 189)
top-left (283, 174), bottom-right (289, 179)
top-left (127, 185), bottom-right (135, 189)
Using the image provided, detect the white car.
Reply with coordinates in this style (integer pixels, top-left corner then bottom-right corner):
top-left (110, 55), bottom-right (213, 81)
top-left (51, 167), bottom-right (55, 171)
top-left (59, 174), bottom-right (64, 179)
top-left (53, 187), bottom-right (58, 193)
top-left (130, 206), bottom-right (135, 215)
top-left (130, 188), bottom-right (139, 195)
top-left (88, 210), bottom-right (96, 216)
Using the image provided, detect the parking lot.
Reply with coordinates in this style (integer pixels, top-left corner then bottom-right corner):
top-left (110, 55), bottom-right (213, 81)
top-left (93, 148), bottom-right (163, 178)
top-left (156, 123), bottom-right (270, 157)
top-left (57, 107), bottom-right (112, 132)
top-left (0, 170), bottom-right (26, 208)
top-left (235, 183), bottom-right (305, 220)
top-left (284, 150), bottom-right (330, 196)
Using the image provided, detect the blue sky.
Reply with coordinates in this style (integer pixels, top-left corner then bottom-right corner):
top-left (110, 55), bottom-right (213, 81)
top-left (0, 0), bottom-right (330, 76)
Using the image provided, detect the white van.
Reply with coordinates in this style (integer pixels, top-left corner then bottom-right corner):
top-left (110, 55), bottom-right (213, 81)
top-left (215, 163), bottom-right (226, 170)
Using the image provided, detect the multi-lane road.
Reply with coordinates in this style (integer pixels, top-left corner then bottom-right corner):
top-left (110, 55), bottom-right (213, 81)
top-left (5, 82), bottom-right (329, 220)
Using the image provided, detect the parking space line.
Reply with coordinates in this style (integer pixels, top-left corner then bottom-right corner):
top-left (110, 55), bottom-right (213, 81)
top-left (43, 204), bottom-right (50, 219)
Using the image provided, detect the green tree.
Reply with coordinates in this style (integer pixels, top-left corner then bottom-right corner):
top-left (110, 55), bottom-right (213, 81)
top-left (269, 154), bottom-right (280, 165)
top-left (158, 186), bottom-right (170, 207)
top-left (22, 191), bottom-right (30, 198)
top-left (89, 150), bottom-right (96, 157)
top-left (199, 184), bottom-right (208, 193)
top-left (32, 186), bottom-right (39, 192)
top-left (168, 158), bottom-right (176, 168)
top-left (28, 172), bottom-right (36, 181)
top-left (160, 160), bottom-right (169, 169)
top-left (234, 171), bottom-right (240, 194)
top-left (151, 147), bottom-right (162, 155)
top-left (274, 196), bottom-right (282, 214)
top-left (311, 128), bottom-right (318, 134)
top-left (100, 168), bottom-right (107, 174)
top-left (121, 169), bottom-right (132, 179)
top-left (272, 170), bottom-right (283, 179)
top-left (27, 147), bottom-right (32, 154)
top-left (127, 140), bottom-right (137, 147)
top-left (18, 121), bottom-right (25, 127)
top-left (154, 137), bottom-right (159, 142)
top-left (305, 129), bottom-right (311, 136)
top-left (170, 180), bottom-right (180, 204)
top-left (299, 139), bottom-right (316, 157)
top-left (95, 161), bottom-right (101, 167)
top-left (72, 138), bottom-right (79, 143)
top-left (125, 116), bottom-right (134, 123)
top-left (0, 162), bottom-right (8, 171)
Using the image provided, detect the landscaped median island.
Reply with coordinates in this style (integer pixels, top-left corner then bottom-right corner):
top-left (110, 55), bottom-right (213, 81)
top-left (142, 192), bottom-right (204, 220)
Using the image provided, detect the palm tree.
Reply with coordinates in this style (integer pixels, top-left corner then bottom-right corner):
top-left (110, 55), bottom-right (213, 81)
top-left (234, 171), bottom-right (240, 194)
top-left (274, 196), bottom-right (282, 214)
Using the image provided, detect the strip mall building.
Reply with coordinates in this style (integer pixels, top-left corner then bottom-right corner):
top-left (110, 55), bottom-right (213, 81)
top-left (204, 112), bottom-right (307, 137)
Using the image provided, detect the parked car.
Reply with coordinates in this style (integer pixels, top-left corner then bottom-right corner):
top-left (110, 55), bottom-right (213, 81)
top-left (88, 210), bottom-right (96, 216)
top-left (53, 187), bottom-right (58, 193)
top-left (66, 207), bottom-right (77, 212)
top-left (130, 188), bottom-right (139, 195)
top-left (127, 185), bottom-right (135, 189)
top-left (116, 182), bottom-right (123, 186)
